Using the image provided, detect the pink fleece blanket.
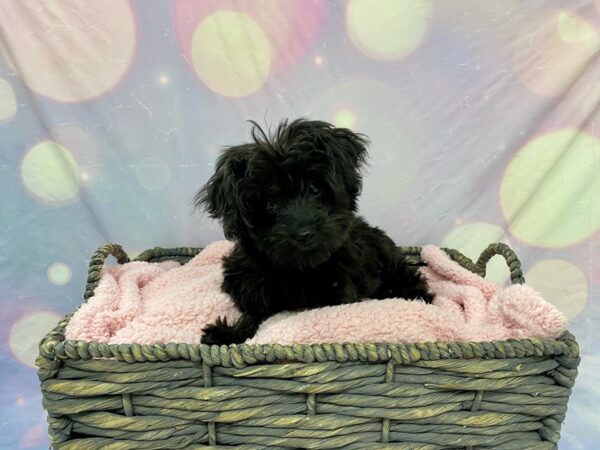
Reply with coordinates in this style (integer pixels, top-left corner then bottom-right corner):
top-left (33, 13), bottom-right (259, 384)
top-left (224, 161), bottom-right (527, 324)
top-left (65, 241), bottom-right (566, 345)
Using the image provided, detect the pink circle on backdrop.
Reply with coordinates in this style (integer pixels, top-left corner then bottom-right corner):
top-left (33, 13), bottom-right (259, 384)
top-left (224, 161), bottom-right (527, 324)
top-left (20, 423), bottom-right (48, 448)
top-left (0, 0), bottom-right (136, 103)
top-left (174, 0), bottom-right (327, 77)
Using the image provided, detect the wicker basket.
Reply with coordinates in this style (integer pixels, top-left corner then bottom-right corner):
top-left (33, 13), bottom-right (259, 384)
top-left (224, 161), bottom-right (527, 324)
top-left (37, 243), bottom-right (580, 449)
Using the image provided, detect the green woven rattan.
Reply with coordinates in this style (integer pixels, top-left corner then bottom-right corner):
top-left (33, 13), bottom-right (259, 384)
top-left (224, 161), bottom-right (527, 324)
top-left (37, 243), bottom-right (580, 449)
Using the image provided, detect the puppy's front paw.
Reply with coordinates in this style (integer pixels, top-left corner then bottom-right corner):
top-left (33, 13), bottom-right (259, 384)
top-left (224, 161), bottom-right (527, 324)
top-left (377, 280), bottom-right (435, 303)
top-left (201, 318), bottom-right (240, 345)
top-left (402, 283), bottom-right (435, 303)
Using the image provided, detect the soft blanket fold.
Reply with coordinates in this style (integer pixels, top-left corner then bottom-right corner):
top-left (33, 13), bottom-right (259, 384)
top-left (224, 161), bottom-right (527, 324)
top-left (65, 241), bottom-right (566, 345)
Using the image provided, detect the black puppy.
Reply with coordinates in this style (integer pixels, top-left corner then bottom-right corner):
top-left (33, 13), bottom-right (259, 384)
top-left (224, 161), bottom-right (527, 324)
top-left (196, 119), bottom-right (433, 345)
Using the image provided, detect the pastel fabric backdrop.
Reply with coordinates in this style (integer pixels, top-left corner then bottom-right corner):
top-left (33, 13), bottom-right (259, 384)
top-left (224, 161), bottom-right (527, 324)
top-left (1, 1), bottom-right (598, 448)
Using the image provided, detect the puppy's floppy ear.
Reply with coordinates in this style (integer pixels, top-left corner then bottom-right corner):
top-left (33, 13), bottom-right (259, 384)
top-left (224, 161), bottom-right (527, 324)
top-left (325, 126), bottom-right (369, 201)
top-left (331, 127), bottom-right (369, 171)
top-left (195, 145), bottom-right (251, 239)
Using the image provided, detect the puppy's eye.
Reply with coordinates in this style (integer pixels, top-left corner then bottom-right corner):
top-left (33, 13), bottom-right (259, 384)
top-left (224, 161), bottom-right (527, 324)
top-left (307, 183), bottom-right (320, 197)
top-left (266, 201), bottom-right (277, 213)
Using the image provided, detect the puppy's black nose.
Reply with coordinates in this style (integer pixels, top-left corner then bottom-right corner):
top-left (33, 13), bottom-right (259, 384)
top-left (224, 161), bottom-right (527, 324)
top-left (297, 229), bottom-right (315, 242)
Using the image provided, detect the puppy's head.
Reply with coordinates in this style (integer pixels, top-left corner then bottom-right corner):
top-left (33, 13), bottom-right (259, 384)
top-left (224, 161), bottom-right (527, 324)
top-left (196, 118), bottom-right (369, 269)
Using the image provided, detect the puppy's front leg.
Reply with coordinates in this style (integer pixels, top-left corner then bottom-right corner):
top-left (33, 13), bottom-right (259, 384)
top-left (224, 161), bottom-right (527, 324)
top-left (201, 313), bottom-right (260, 345)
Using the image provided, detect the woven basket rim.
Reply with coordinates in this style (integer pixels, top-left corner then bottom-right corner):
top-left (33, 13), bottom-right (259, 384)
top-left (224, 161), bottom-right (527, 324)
top-left (37, 243), bottom-right (580, 372)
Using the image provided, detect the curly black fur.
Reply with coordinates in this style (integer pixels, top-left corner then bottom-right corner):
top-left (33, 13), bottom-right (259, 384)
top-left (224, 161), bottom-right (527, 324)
top-left (196, 118), bottom-right (433, 345)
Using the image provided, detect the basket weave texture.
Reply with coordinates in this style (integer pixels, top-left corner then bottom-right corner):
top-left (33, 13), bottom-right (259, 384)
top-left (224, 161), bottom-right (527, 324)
top-left (37, 243), bottom-right (580, 449)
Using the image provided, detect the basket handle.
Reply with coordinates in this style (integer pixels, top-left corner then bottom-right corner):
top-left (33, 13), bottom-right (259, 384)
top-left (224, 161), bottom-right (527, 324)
top-left (476, 243), bottom-right (525, 284)
top-left (83, 244), bottom-right (130, 300)
top-left (442, 243), bottom-right (524, 285)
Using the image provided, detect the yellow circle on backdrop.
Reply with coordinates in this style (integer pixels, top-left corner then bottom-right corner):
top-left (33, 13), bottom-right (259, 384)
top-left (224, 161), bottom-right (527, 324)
top-left (47, 262), bottom-right (72, 285)
top-left (442, 222), bottom-right (511, 284)
top-left (501, 128), bottom-right (600, 248)
top-left (346, 0), bottom-right (433, 60)
top-left (10, 311), bottom-right (62, 368)
top-left (334, 108), bottom-right (358, 129)
top-left (0, 78), bottom-right (17, 121)
top-left (0, 0), bottom-right (136, 102)
top-left (525, 259), bottom-right (588, 319)
top-left (21, 141), bottom-right (80, 203)
top-left (191, 10), bottom-right (272, 97)
top-left (558, 11), bottom-right (598, 44)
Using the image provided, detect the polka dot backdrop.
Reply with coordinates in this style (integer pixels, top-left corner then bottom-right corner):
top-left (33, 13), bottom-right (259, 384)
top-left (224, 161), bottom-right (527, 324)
top-left (0, 1), bottom-right (598, 448)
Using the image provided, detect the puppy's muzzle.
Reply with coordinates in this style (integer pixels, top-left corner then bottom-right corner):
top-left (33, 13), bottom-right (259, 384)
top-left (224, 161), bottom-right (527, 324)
top-left (281, 198), bottom-right (322, 244)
